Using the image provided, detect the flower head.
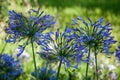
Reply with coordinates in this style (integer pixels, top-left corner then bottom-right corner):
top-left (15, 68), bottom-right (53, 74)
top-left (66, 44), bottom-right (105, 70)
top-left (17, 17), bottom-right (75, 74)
top-left (73, 17), bottom-right (116, 55)
top-left (5, 8), bottom-right (55, 57)
top-left (0, 54), bottom-right (22, 80)
top-left (31, 67), bottom-right (56, 80)
top-left (38, 27), bottom-right (82, 68)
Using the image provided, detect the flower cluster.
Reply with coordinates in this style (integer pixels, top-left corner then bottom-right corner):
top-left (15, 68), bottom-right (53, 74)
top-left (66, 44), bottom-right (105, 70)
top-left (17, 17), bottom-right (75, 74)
top-left (72, 17), bottom-right (116, 55)
top-left (5, 8), bottom-right (55, 57)
top-left (115, 45), bottom-right (120, 60)
top-left (31, 67), bottom-right (56, 80)
top-left (38, 27), bottom-right (82, 68)
top-left (0, 54), bottom-right (22, 80)
top-left (4, 7), bottom-right (119, 80)
top-left (71, 17), bottom-right (117, 80)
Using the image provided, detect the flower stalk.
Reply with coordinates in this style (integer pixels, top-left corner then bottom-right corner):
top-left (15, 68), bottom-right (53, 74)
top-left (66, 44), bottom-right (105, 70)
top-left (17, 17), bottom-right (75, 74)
top-left (85, 47), bottom-right (91, 80)
top-left (1, 36), bottom-right (8, 53)
top-left (0, 42), bottom-right (7, 54)
top-left (31, 38), bottom-right (38, 80)
top-left (94, 47), bottom-right (98, 80)
top-left (56, 58), bottom-right (62, 80)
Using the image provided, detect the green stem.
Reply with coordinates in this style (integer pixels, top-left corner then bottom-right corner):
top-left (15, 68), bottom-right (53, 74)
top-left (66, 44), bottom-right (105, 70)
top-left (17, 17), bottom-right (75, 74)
top-left (93, 72), bottom-right (95, 80)
top-left (0, 42), bottom-right (7, 54)
top-left (85, 47), bottom-right (90, 80)
top-left (31, 38), bottom-right (38, 80)
top-left (44, 62), bottom-right (49, 80)
top-left (56, 59), bottom-right (62, 80)
top-left (0, 36), bottom-right (8, 54)
top-left (95, 48), bottom-right (98, 80)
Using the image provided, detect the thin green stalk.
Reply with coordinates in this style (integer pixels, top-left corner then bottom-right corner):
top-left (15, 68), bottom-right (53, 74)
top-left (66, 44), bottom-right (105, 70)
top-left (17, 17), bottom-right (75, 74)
top-left (0, 42), bottom-right (7, 54)
top-left (94, 48), bottom-right (98, 80)
top-left (0, 43), bottom-right (7, 54)
top-left (31, 38), bottom-right (38, 80)
top-left (44, 62), bottom-right (49, 80)
top-left (56, 59), bottom-right (62, 80)
top-left (85, 47), bottom-right (91, 80)
top-left (93, 72), bottom-right (95, 80)
top-left (0, 36), bottom-right (8, 54)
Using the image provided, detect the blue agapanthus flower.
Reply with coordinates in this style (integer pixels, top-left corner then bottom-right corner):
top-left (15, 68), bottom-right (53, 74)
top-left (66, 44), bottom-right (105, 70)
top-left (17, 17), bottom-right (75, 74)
top-left (72, 17), bottom-right (116, 55)
top-left (115, 45), bottom-right (120, 60)
top-left (31, 67), bottom-right (56, 80)
top-left (0, 54), bottom-right (22, 80)
top-left (5, 8), bottom-right (55, 57)
top-left (37, 27), bottom-right (83, 68)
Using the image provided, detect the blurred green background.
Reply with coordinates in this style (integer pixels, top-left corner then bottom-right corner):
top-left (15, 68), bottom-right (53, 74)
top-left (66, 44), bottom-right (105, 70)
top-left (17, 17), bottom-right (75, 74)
top-left (1, 0), bottom-right (120, 40)
top-left (0, 0), bottom-right (120, 80)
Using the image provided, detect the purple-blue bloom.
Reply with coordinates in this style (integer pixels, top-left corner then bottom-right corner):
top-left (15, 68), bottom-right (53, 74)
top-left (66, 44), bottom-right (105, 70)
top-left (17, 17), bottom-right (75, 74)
top-left (0, 54), bottom-right (22, 80)
top-left (5, 8), bottom-right (55, 57)
top-left (31, 67), bottom-right (56, 80)
top-left (73, 17), bottom-right (116, 55)
top-left (37, 27), bottom-right (82, 68)
top-left (71, 17), bottom-right (117, 64)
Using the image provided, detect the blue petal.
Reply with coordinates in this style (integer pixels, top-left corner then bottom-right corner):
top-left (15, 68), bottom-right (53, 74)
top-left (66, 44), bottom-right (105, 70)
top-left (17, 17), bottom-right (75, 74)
top-left (6, 36), bottom-right (16, 43)
top-left (37, 39), bottom-right (48, 46)
top-left (45, 15), bottom-right (52, 21)
top-left (76, 54), bottom-right (83, 64)
top-left (35, 32), bottom-right (43, 37)
top-left (73, 64), bottom-right (78, 69)
top-left (72, 18), bottom-right (77, 24)
top-left (41, 68), bottom-right (47, 73)
top-left (118, 46), bottom-right (120, 49)
top-left (55, 29), bottom-right (59, 40)
top-left (77, 16), bottom-right (83, 20)
top-left (5, 28), bottom-right (14, 34)
top-left (44, 32), bottom-right (53, 40)
top-left (65, 27), bottom-right (73, 33)
top-left (17, 45), bottom-right (24, 57)
top-left (98, 17), bottom-right (104, 23)
top-left (102, 32), bottom-right (110, 37)
top-left (65, 60), bottom-right (70, 67)
top-left (29, 16), bottom-right (38, 20)
top-left (42, 46), bottom-right (51, 51)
